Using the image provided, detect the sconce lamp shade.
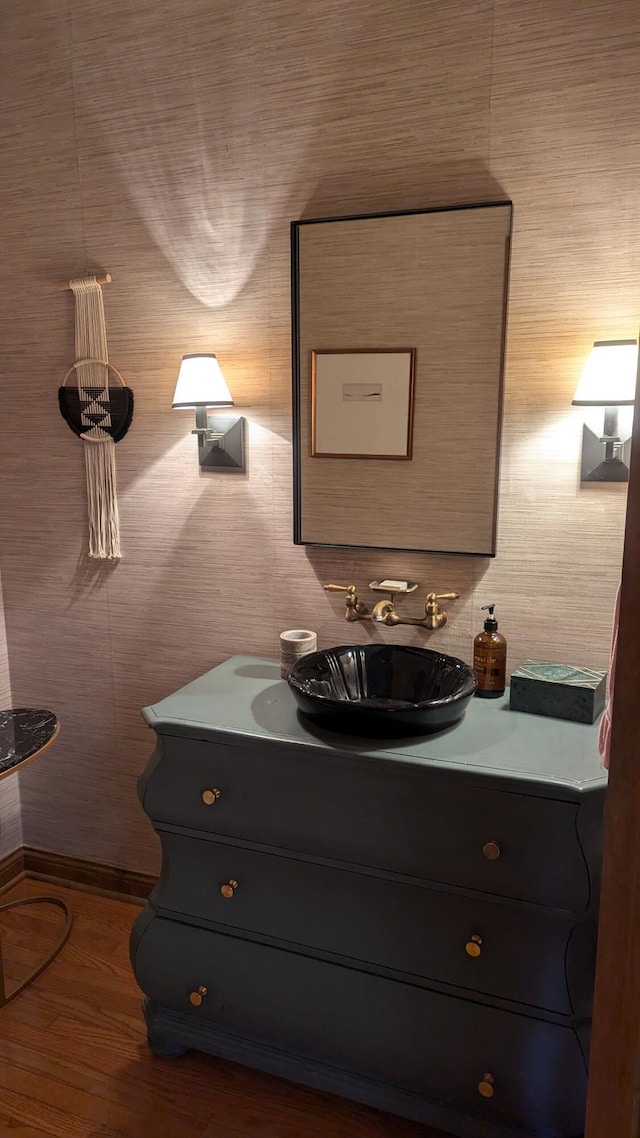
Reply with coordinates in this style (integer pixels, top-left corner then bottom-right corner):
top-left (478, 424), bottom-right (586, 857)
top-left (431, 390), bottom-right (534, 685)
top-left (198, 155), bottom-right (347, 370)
top-left (172, 354), bottom-right (234, 409)
top-left (572, 340), bottom-right (638, 406)
top-left (173, 352), bottom-right (245, 472)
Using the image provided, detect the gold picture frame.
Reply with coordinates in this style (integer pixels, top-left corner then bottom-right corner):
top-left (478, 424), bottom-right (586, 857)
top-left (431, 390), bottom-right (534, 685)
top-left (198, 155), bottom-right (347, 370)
top-left (311, 348), bottom-right (416, 459)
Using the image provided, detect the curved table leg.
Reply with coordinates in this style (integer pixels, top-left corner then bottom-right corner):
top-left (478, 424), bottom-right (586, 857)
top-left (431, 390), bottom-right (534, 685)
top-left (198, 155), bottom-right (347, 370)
top-left (0, 895), bottom-right (73, 1007)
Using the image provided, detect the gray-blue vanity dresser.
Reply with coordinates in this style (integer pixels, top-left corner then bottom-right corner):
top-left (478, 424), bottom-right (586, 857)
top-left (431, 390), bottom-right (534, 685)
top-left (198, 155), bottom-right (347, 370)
top-left (130, 656), bottom-right (607, 1138)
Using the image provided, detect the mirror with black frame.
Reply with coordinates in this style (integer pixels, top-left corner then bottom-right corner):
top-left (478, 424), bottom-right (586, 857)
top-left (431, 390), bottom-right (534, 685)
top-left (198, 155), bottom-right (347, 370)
top-left (291, 201), bottom-right (512, 556)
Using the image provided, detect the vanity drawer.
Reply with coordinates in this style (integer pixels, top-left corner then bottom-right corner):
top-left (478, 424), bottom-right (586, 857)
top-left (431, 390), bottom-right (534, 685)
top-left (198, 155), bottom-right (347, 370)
top-left (134, 916), bottom-right (588, 1138)
top-left (143, 735), bottom-right (591, 911)
top-left (158, 832), bottom-right (587, 1015)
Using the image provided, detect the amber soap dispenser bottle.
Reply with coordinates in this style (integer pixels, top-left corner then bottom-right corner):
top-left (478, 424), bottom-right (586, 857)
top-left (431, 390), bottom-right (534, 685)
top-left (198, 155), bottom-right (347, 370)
top-left (473, 604), bottom-right (507, 698)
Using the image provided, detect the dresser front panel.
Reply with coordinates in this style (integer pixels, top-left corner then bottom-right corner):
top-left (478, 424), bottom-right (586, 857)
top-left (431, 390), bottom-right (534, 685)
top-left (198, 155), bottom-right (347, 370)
top-left (134, 917), bottom-right (587, 1138)
top-left (144, 735), bottom-right (590, 912)
top-left (158, 831), bottom-right (582, 1014)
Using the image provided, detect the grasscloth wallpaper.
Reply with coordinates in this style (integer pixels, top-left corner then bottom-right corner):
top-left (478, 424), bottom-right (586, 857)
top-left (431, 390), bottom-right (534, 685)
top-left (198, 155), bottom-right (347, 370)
top-left (0, 0), bottom-right (636, 873)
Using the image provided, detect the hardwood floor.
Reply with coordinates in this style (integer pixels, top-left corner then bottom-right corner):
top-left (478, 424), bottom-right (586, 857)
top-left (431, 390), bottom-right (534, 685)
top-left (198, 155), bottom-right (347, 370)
top-left (0, 880), bottom-right (445, 1138)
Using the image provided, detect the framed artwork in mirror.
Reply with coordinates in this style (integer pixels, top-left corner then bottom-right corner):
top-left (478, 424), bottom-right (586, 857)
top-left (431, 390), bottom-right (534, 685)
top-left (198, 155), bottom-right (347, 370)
top-left (311, 349), bottom-right (415, 459)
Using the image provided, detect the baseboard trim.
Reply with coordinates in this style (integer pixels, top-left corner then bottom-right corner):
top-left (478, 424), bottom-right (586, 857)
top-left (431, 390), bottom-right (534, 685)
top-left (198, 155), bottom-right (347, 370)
top-left (0, 848), bottom-right (25, 895)
top-left (0, 846), bottom-right (155, 904)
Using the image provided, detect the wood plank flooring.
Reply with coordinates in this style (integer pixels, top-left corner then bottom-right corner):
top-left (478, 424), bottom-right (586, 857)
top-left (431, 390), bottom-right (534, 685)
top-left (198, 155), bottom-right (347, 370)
top-left (0, 880), bottom-right (446, 1138)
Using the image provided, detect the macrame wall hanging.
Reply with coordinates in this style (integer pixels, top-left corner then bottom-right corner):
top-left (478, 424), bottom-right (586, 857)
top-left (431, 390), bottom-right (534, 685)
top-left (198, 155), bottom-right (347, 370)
top-left (58, 274), bottom-right (134, 560)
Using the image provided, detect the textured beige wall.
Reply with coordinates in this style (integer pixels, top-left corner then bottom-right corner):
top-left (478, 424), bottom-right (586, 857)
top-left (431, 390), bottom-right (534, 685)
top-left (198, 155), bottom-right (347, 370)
top-left (0, 573), bottom-right (21, 859)
top-left (0, 0), bottom-right (634, 873)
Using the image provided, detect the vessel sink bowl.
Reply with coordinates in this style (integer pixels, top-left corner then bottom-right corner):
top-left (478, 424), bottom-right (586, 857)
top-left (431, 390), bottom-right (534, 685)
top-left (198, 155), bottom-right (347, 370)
top-left (287, 644), bottom-right (477, 735)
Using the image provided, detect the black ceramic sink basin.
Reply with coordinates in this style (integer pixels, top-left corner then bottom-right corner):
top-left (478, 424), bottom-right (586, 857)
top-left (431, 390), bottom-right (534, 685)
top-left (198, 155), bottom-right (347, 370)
top-left (287, 644), bottom-right (477, 735)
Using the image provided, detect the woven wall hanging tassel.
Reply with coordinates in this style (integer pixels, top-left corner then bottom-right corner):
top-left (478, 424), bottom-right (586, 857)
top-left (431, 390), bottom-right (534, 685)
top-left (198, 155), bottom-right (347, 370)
top-left (58, 276), bottom-right (133, 559)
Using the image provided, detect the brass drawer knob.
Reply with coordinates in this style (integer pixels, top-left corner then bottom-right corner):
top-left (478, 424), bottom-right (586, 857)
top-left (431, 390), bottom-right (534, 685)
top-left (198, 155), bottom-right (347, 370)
top-left (478, 1073), bottom-right (495, 1098)
top-left (466, 934), bottom-right (483, 958)
top-left (189, 985), bottom-right (207, 1007)
top-left (202, 788), bottom-right (221, 806)
top-left (220, 878), bottom-right (239, 899)
top-left (482, 840), bottom-right (501, 861)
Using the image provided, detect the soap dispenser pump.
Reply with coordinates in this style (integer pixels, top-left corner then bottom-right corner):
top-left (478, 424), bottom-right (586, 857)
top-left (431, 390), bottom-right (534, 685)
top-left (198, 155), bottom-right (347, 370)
top-left (473, 604), bottom-right (507, 698)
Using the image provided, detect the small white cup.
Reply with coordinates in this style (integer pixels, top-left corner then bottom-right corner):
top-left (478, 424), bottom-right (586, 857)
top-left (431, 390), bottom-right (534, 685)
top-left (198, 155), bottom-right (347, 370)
top-left (280, 629), bottom-right (318, 679)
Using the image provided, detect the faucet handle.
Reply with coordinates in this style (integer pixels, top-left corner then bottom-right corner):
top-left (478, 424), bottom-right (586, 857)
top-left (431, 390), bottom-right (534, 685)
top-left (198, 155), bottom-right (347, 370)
top-left (424, 591), bottom-right (459, 630)
top-left (324, 583), bottom-right (369, 620)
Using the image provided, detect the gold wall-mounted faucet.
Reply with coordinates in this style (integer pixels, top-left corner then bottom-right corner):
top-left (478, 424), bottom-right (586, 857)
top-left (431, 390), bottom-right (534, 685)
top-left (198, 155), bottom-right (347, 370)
top-left (324, 584), bottom-right (459, 629)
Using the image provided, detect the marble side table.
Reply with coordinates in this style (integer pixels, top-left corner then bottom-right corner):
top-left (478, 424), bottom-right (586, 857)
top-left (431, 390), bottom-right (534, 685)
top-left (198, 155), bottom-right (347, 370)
top-left (0, 709), bottom-right (73, 1007)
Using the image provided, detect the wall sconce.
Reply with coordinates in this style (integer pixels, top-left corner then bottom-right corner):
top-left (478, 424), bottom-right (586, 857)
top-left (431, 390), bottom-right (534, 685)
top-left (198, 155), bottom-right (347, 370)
top-left (572, 339), bottom-right (638, 482)
top-left (172, 353), bottom-right (245, 470)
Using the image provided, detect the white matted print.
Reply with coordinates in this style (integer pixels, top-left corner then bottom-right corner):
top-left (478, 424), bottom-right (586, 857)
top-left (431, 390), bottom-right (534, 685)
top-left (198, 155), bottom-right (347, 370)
top-left (311, 349), bottom-right (416, 459)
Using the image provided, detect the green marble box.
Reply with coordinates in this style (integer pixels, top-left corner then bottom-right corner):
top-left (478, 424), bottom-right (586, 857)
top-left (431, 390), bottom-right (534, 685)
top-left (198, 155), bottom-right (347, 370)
top-left (509, 661), bottom-right (607, 724)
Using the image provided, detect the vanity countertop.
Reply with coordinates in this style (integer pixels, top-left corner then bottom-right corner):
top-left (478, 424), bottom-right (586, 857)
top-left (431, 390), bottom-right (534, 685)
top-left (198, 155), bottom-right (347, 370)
top-left (143, 655), bottom-right (607, 801)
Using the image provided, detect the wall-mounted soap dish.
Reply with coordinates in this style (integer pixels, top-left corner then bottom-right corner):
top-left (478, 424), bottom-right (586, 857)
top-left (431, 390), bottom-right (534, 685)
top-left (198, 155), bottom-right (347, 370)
top-left (369, 580), bottom-right (419, 595)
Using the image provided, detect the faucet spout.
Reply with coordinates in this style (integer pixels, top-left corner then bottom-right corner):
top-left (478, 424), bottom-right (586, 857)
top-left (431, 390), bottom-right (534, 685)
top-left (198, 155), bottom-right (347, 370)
top-left (372, 599), bottom-right (399, 625)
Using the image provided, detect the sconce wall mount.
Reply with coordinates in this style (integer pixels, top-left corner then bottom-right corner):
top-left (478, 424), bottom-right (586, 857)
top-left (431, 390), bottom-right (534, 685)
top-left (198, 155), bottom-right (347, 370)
top-left (572, 339), bottom-right (638, 483)
top-left (173, 353), bottom-right (246, 471)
